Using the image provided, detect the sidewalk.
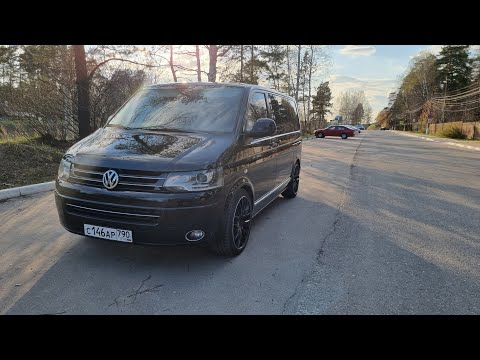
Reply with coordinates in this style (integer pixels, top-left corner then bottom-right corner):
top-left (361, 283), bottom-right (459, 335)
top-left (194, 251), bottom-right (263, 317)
top-left (392, 131), bottom-right (480, 151)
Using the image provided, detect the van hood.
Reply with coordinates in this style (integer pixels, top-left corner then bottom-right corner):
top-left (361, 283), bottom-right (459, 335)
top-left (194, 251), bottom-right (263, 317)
top-left (66, 127), bottom-right (235, 172)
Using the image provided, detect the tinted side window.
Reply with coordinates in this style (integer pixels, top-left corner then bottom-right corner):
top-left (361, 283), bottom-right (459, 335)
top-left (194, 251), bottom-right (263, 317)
top-left (267, 94), bottom-right (296, 134)
top-left (246, 92), bottom-right (268, 131)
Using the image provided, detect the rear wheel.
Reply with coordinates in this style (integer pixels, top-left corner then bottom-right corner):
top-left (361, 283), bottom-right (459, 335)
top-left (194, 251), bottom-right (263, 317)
top-left (341, 133), bottom-right (348, 139)
top-left (282, 162), bottom-right (300, 199)
top-left (209, 188), bottom-right (252, 257)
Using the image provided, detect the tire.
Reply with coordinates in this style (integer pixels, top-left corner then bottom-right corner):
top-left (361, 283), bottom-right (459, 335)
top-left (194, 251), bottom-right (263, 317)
top-left (209, 188), bottom-right (252, 257)
top-left (317, 132), bottom-right (325, 138)
top-left (341, 133), bottom-right (348, 139)
top-left (282, 162), bottom-right (300, 199)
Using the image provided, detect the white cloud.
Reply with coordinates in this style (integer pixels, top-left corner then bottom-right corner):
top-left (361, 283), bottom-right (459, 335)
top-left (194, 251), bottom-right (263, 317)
top-left (328, 75), bottom-right (397, 120)
top-left (339, 45), bottom-right (376, 57)
top-left (425, 45), bottom-right (443, 55)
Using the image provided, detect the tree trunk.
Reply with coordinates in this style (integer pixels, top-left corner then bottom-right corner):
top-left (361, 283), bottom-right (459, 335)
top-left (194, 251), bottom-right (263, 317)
top-left (307, 46), bottom-right (313, 123)
top-left (286, 45), bottom-right (291, 96)
top-left (303, 77), bottom-right (307, 128)
top-left (208, 45), bottom-right (218, 82)
top-left (240, 45), bottom-right (244, 83)
top-left (73, 45), bottom-right (91, 139)
top-left (250, 45), bottom-right (254, 82)
top-left (295, 45), bottom-right (301, 102)
top-left (196, 45), bottom-right (201, 81)
top-left (169, 46), bottom-right (177, 82)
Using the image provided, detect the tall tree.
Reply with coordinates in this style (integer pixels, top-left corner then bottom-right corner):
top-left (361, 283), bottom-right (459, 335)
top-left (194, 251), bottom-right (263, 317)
top-left (222, 46), bottom-right (266, 85)
top-left (338, 89), bottom-right (370, 124)
top-left (73, 45), bottom-right (91, 139)
top-left (363, 103), bottom-right (372, 123)
top-left (240, 45), bottom-right (244, 82)
top-left (295, 45), bottom-right (301, 101)
top-left (195, 45), bottom-right (201, 81)
top-left (403, 52), bottom-right (438, 104)
top-left (352, 103), bottom-right (364, 124)
top-left (206, 45), bottom-right (232, 82)
top-left (260, 45), bottom-right (287, 90)
top-left (250, 45), bottom-right (254, 82)
top-left (286, 45), bottom-right (292, 95)
top-left (311, 81), bottom-right (333, 127)
top-left (169, 45), bottom-right (178, 82)
top-left (375, 108), bottom-right (389, 128)
top-left (435, 45), bottom-right (472, 92)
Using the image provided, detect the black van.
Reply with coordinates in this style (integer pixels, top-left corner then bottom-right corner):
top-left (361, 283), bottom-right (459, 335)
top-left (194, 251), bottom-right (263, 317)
top-left (55, 82), bottom-right (302, 256)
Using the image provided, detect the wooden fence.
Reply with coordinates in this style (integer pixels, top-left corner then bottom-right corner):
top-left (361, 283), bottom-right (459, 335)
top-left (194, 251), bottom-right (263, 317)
top-left (428, 121), bottom-right (480, 140)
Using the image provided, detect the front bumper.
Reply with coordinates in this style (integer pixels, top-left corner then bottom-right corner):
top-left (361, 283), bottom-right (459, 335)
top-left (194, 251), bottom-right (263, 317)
top-left (55, 179), bottom-right (225, 245)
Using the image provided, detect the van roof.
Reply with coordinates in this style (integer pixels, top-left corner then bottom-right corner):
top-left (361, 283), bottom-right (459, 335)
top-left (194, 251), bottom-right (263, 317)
top-left (145, 82), bottom-right (295, 101)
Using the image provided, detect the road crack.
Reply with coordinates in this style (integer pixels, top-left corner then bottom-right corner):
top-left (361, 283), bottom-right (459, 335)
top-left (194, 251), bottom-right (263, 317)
top-left (282, 135), bottom-right (366, 314)
top-left (108, 275), bottom-right (164, 309)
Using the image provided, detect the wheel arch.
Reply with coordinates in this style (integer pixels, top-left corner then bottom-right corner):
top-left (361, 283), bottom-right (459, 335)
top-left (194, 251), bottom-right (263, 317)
top-left (227, 177), bottom-right (255, 203)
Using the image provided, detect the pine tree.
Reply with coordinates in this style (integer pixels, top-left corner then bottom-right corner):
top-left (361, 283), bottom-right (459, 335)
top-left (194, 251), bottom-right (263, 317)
top-left (259, 45), bottom-right (287, 91)
top-left (311, 81), bottom-right (333, 127)
top-left (435, 45), bottom-right (472, 92)
top-left (352, 103), bottom-right (364, 124)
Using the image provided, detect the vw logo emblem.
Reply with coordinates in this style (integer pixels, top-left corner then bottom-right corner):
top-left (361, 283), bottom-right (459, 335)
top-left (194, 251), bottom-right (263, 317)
top-left (103, 170), bottom-right (119, 190)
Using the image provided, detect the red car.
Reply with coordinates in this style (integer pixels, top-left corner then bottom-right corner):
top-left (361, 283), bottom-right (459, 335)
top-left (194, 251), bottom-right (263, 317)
top-left (314, 125), bottom-right (355, 139)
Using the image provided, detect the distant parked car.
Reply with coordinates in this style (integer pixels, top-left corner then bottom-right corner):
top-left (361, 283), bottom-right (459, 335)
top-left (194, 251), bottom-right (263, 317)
top-left (344, 125), bottom-right (361, 134)
top-left (380, 127), bottom-right (390, 130)
top-left (314, 125), bottom-right (356, 139)
top-left (354, 125), bottom-right (365, 130)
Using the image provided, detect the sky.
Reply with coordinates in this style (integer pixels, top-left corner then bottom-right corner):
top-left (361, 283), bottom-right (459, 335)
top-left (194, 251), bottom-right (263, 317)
top-left (88, 45), bottom-right (475, 122)
top-left (327, 45), bottom-right (444, 121)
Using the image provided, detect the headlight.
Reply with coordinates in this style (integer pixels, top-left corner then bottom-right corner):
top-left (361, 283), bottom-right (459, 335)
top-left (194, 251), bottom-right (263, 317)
top-left (58, 156), bottom-right (73, 180)
top-left (163, 167), bottom-right (224, 192)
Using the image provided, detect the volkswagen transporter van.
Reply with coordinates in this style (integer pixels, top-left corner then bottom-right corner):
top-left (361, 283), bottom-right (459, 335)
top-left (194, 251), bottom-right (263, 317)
top-left (55, 83), bottom-right (302, 256)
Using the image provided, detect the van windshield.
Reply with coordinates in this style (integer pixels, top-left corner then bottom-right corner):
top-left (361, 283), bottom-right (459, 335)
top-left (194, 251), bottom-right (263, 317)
top-left (107, 86), bottom-right (245, 133)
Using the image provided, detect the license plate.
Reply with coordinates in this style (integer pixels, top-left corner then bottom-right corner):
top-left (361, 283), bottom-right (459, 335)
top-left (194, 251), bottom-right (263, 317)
top-left (84, 224), bottom-right (133, 243)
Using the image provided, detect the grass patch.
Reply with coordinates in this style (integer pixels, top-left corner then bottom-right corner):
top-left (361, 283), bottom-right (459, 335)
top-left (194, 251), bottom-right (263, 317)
top-left (404, 130), bottom-right (480, 142)
top-left (439, 126), bottom-right (467, 139)
top-left (0, 136), bottom-right (67, 190)
top-left (302, 133), bottom-right (314, 139)
top-left (368, 124), bottom-right (379, 130)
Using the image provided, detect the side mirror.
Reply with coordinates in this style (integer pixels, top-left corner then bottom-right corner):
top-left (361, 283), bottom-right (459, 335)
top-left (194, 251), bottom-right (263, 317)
top-left (248, 118), bottom-right (276, 139)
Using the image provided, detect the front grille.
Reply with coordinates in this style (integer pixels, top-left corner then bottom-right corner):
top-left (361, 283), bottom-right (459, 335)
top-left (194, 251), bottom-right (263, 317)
top-left (65, 203), bottom-right (160, 226)
top-left (70, 164), bottom-right (167, 192)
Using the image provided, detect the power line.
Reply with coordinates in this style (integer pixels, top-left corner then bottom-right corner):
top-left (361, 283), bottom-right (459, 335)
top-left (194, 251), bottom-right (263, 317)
top-left (431, 103), bottom-right (480, 112)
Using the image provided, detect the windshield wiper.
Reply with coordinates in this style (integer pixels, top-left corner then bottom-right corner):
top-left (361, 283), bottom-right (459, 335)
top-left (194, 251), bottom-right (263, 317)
top-left (138, 126), bottom-right (191, 133)
top-left (107, 124), bottom-right (191, 133)
top-left (106, 124), bottom-right (134, 130)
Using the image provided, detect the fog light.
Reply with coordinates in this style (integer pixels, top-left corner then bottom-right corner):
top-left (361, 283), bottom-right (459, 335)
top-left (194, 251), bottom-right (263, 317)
top-left (185, 230), bottom-right (205, 241)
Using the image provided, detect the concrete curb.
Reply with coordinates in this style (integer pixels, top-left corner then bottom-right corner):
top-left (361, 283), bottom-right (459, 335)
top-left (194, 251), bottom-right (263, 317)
top-left (393, 131), bottom-right (480, 152)
top-left (0, 181), bottom-right (55, 201)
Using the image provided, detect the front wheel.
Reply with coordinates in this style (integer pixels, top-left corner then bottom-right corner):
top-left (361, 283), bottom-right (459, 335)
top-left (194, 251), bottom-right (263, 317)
top-left (341, 133), bottom-right (348, 139)
top-left (317, 132), bottom-right (325, 138)
top-left (282, 162), bottom-right (300, 198)
top-left (210, 188), bottom-right (252, 257)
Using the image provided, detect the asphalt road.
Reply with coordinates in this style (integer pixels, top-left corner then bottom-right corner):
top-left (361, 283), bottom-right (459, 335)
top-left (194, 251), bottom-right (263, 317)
top-left (1, 131), bottom-right (479, 314)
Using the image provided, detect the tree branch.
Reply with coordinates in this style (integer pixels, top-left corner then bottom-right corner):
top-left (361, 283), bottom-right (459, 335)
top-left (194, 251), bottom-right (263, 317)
top-left (88, 58), bottom-right (166, 82)
top-left (218, 45), bottom-right (233, 57)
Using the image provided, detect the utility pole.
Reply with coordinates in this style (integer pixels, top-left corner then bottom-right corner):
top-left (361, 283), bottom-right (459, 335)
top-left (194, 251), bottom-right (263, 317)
top-left (441, 74), bottom-right (448, 124)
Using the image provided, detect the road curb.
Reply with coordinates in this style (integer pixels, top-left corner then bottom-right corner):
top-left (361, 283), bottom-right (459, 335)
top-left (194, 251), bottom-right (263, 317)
top-left (393, 131), bottom-right (480, 151)
top-left (0, 181), bottom-right (55, 201)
